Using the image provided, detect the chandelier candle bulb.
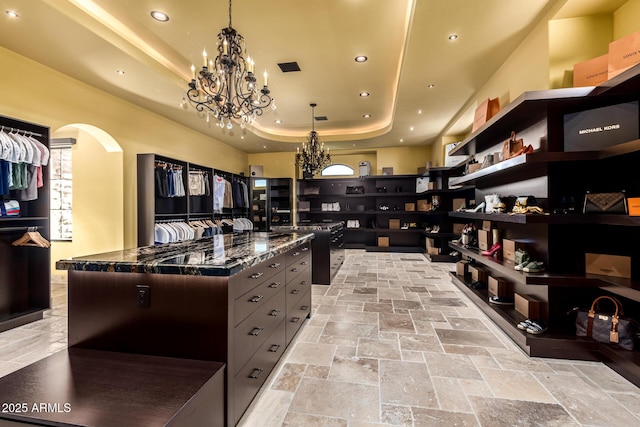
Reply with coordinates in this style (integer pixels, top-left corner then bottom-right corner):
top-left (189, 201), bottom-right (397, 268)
top-left (263, 70), bottom-right (268, 86)
top-left (202, 49), bottom-right (208, 67)
top-left (191, 64), bottom-right (196, 80)
top-left (223, 39), bottom-right (228, 55)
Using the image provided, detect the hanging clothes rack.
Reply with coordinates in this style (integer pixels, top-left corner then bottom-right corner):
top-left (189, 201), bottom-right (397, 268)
top-left (0, 126), bottom-right (44, 138)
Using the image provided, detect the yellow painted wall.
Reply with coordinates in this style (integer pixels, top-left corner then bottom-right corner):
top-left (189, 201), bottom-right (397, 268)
top-left (614, 0), bottom-right (640, 38)
top-left (375, 146), bottom-right (431, 174)
top-left (247, 152), bottom-right (297, 179)
top-left (0, 46), bottom-right (248, 250)
top-left (49, 127), bottom-right (124, 281)
top-left (549, 15), bottom-right (613, 88)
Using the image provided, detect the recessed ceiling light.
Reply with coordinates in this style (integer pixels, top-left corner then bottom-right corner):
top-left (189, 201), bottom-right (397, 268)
top-left (359, 92), bottom-right (370, 97)
top-left (116, 69), bottom-right (125, 75)
top-left (274, 119), bottom-right (282, 124)
top-left (400, 139), bottom-right (404, 143)
top-left (410, 127), bottom-right (414, 131)
top-left (150, 10), bottom-right (169, 22)
top-left (427, 84), bottom-right (435, 88)
top-left (448, 34), bottom-right (458, 41)
top-left (5, 10), bottom-right (19, 18)
top-left (354, 56), bottom-right (368, 63)
top-left (418, 110), bottom-right (422, 114)
top-left (363, 114), bottom-right (371, 118)
top-left (263, 145), bottom-right (267, 149)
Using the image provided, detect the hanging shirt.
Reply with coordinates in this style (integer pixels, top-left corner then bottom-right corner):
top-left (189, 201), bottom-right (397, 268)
top-left (213, 175), bottom-right (226, 213)
top-left (223, 179), bottom-right (233, 209)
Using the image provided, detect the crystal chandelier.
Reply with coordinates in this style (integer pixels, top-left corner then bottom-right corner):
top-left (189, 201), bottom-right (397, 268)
top-left (296, 103), bottom-right (331, 176)
top-left (186, 0), bottom-right (275, 129)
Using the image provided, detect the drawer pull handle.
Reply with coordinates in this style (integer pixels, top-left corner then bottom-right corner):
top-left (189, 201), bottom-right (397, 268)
top-left (269, 263), bottom-right (281, 268)
top-left (250, 295), bottom-right (264, 303)
top-left (250, 272), bottom-right (264, 280)
top-left (249, 327), bottom-right (264, 336)
top-left (301, 305), bottom-right (309, 310)
top-left (269, 344), bottom-right (281, 353)
top-left (292, 251), bottom-right (301, 257)
top-left (291, 268), bottom-right (300, 273)
top-left (249, 368), bottom-right (264, 379)
top-left (302, 247), bottom-right (309, 252)
top-left (269, 309), bottom-right (281, 316)
top-left (301, 261), bottom-right (309, 265)
top-left (291, 317), bottom-right (301, 323)
top-left (291, 289), bottom-right (300, 295)
top-left (268, 282), bottom-right (281, 289)
top-left (300, 281), bottom-right (308, 286)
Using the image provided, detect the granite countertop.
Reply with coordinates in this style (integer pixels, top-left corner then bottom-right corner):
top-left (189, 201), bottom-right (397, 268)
top-left (55, 232), bottom-right (314, 277)
top-left (272, 222), bottom-right (344, 232)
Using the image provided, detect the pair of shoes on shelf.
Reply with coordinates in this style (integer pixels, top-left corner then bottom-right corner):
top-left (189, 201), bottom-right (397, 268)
top-left (489, 296), bottom-right (514, 305)
top-left (464, 201), bottom-right (485, 213)
top-left (511, 144), bottom-right (534, 158)
top-left (430, 225), bottom-right (440, 233)
top-left (480, 242), bottom-right (501, 258)
top-left (517, 319), bottom-right (548, 335)
top-left (515, 260), bottom-right (545, 273)
top-left (449, 251), bottom-right (460, 257)
top-left (470, 281), bottom-right (486, 290)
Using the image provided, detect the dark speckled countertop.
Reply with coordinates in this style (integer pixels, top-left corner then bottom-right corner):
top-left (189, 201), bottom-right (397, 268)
top-left (272, 222), bottom-right (344, 232)
top-left (55, 232), bottom-right (314, 277)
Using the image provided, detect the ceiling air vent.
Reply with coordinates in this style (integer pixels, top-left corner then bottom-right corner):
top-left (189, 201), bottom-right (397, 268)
top-left (315, 116), bottom-right (328, 121)
top-left (277, 62), bottom-right (301, 73)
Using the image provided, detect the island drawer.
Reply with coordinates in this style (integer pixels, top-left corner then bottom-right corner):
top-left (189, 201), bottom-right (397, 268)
top-left (285, 242), bottom-right (311, 266)
top-left (286, 290), bottom-right (311, 345)
top-left (233, 320), bottom-right (286, 423)
top-left (231, 254), bottom-right (285, 299)
top-left (234, 270), bottom-right (285, 326)
top-left (234, 292), bottom-right (286, 374)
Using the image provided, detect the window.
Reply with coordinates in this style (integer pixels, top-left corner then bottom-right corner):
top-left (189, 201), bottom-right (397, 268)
top-left (321, 164), bottom-right (354, 176)
top-left (50, 147), bottom-right (73, 240)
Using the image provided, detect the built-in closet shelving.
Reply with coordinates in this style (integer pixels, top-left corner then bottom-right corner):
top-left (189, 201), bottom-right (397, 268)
top-left (251, 178), bottom-right (293, 231)
top-left (137, 153), bottom-right (249, 246)
top-left (297, 173), bottom-right (472, 256)
top-left (445, 63), bottom-right (640, 386)
top-left (0, 114), bottom-right (50, 333)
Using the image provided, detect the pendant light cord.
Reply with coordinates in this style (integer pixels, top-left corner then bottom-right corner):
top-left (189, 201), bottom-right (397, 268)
top-left (228, 0), bottom-right (232, 28)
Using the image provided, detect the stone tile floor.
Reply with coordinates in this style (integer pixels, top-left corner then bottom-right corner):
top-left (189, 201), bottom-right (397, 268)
top-left (0, 251), bottom-right (638, 426)
top-left (238, 251), bottom-right (640, 426)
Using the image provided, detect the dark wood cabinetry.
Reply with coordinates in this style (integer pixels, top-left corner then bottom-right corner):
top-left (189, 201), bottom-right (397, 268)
top-left (297, 173), bottom-right (472, 257)
top-left (446, 64), bottom-right (640, 386)
top-left (137, 153), bottom-right (249, 246)
top-left (0, 114), bottom-right (50, 333)
top-left (61, 238), bottom-right (311, 426)
top-left (250, 177), bottom-right (293, 231)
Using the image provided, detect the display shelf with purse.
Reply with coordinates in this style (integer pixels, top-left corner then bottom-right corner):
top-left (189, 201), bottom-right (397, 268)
top-left (574, 296), bottom-right (638, 350)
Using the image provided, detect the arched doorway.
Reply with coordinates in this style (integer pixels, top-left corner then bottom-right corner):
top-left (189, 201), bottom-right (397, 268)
top-left (50, 124), bottom-right (124, 281)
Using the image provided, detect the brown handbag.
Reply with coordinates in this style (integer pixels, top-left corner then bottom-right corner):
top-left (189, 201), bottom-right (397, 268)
top-left (582, 191), bottom-right (627, 214)
top-left (575, 296), bottom-right (638, 350)
top-left (501, 131), bottom-right (524, 161)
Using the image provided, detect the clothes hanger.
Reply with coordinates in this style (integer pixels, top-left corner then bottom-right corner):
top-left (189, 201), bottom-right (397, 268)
top-left (12, 227), bottom-right (50, 248)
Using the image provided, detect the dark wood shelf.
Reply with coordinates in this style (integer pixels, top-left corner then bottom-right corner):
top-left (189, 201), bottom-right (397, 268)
top-left (589, 62), bottom-right (640, 97)
top-left (426, 253), bottom-right (458, 263)
top-left (422, 231), bottom-right (459, 238)
top-left (0, 217), bottom-right (49, 223)
top-left (448, 151), bottom-right (597, 186)
top-left (344, 228), bottom-right (423, 233)
top-left (449, 88), bottom-right (593, 156)
top-left (449, 242), bottom-right (603, 287)
top-left (449, 273), bottom-right (602, 359)
top-left (449, 211), bottom-right (640, 226)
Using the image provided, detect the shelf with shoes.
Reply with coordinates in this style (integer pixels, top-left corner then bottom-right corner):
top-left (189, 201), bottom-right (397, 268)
top-left (297, 173), bottom-right (474, 255)
top-left (442, 63), bottom-right (640, 386)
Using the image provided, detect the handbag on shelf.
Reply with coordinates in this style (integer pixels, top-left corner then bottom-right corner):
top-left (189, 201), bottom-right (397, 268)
top-left (583, 191), bottom-right (628, 214)
top-left (346, 185), bottom-right (365, 195)
top-left (501, 131), bottom-right (524, 161)
top-left (575, 295), bottom-right (638, 350)
top-left (416, 177), bottom-right (429, 193)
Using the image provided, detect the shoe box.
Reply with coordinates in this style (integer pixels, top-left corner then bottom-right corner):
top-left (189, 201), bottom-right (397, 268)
top-left (503, 239), bottom-right (533, 261)
top-left (514, 293), bottom-right (542, 319)
top-left (378, 236), bottom-right (389, 247)
top-left (456, 260), bottom-right (470, 276)
top-left (585, 253), bottom-right (631, 278)
top-left (469, 265), bottom-right (487, 284)
top-left (488, 276), bottom-right (513, 298)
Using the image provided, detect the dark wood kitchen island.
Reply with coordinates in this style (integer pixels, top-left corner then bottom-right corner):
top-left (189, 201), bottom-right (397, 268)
top-left (0, 231), bottom-right (314, 427)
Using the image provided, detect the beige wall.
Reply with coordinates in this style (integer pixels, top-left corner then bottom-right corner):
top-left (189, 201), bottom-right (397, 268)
top-left (614, 0), bottom-right (640, 38)
top-left (49, 127), bottom-right (124, 281)
top-left (549, 15), bottom-right (613, 88)
top-left (0, 46), bottom-right (248, 250)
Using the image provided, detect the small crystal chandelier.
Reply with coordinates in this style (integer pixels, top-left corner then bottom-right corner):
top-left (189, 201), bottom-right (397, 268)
top-left (185, 0), bottom-right (275, 129)
top-left (296, 103), bottom-right (331, 176)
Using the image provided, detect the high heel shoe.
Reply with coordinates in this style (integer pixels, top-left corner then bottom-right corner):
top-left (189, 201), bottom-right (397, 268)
top-left (465, 202), bottom-right (485, 213)
top-left (481, 242), bottom-right (502, 258)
